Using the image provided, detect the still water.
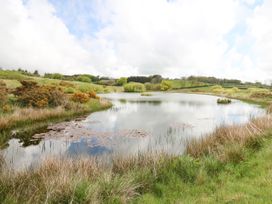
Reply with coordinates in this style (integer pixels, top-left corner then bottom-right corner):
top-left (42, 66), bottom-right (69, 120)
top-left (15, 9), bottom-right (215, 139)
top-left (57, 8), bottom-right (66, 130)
top-left (1, 92), bottom-right (266, 169)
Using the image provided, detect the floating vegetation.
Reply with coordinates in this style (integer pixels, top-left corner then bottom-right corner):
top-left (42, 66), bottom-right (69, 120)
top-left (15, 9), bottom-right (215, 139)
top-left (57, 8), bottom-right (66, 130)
top-left (217, 98), bottom-right (231, 104)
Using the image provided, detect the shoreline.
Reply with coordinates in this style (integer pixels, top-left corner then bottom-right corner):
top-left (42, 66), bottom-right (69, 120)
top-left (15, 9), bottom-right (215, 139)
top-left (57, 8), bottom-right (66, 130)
top-left (0, 99), bottom-right (112, 148)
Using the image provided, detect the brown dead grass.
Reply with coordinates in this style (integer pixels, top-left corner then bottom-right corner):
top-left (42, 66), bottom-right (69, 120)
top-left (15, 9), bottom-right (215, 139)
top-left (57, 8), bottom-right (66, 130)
top-left (0, 106), bottom-right (65, 130)
top-left (186, 114), bottom-right (272, 158)
top-left (0, 153), bottom-right (163, 203)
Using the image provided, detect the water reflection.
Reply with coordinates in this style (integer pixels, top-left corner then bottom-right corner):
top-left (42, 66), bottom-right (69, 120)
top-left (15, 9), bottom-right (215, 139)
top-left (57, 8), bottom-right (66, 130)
top-left (1, 92), bottom-right (266, 169)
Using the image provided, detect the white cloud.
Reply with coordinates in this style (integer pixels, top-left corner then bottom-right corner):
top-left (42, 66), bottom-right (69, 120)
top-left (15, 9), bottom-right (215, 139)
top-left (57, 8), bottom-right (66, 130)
top-left (246, 0), bottom-right (272, 77)
top-left (0, 0), bottom-right (271, 82)
top-left (0, 0), bottom-right (97, 75)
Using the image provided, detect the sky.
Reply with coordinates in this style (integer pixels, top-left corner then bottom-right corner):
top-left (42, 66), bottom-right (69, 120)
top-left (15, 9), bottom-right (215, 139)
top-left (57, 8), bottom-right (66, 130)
top-left (0, 0), bottom-right (271, 82)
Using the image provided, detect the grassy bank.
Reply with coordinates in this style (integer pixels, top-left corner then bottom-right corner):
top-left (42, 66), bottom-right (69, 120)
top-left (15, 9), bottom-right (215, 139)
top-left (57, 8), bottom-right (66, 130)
top-left (171, 85), bottom-right (272, 108)
top-left (2, 70), bottom-right (272, 203)
top-left (0, 99), bottom-right (112, 148)
top-left (1, 115), bottom-right (272, 203)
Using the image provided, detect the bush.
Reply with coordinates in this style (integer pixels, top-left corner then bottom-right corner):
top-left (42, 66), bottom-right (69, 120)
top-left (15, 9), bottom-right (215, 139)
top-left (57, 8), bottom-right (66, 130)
top-left (0, 80), bottom-right (8, 106)
top-left (249, 89), bottom-right (272, 98)
top-left (124, 82), bottom-right (146, 92)
top-left (64, 87), bottom-right (75, 94)
top-left (76, 76), bottom-right (92, 83)
top-left (116, 77), bottom-right (127, 86)
top-left (145, 83), bottom-right (161, 91)
top-left (88, 91), bottom-right (99, 99)
top-left (13, 80), bottom-right (65, 108)
top-left (160, 80), bottom-right (172, 91)
top-left (71, 92), bottom-right (90, 103)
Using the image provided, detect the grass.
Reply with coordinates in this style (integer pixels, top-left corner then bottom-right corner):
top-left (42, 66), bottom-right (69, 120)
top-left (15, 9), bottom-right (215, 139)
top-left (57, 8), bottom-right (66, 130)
top-left (2, 70), bottom-right (272, 203)
top-left (0, 136), bottom-right (271, 203)
top-left (0, 70), bottom-right (123, 93)
top-left (165, 79), bottom-right (209, 89)
top-left (1, 115), bottom-right (272, 203)
top-left (0, 70), bottom-right (30, 80)
top-left (0, 99), bottom-right (112, 147)
top-left (173, 85), bottom-right (272, 107)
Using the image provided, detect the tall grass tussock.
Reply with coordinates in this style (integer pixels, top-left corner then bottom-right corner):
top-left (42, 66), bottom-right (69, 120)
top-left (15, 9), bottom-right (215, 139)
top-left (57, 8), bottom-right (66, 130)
top-left (186, 115), bottom-right (272, 160)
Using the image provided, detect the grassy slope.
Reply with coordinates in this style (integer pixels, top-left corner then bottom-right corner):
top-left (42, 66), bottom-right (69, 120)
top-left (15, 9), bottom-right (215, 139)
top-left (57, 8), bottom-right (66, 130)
top-left (0, 70), bottom-right (123, 93)
top-left (137, 133), bottom-right (272, 203)
top-left (165, 79), bottom-right (209, 89)
top-left (0, 70), bottom-right (115, 147)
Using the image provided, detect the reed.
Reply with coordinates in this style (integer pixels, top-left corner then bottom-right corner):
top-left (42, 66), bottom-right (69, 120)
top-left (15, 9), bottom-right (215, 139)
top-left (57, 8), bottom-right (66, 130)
top-left (186, 115), bottom-right (272, 159)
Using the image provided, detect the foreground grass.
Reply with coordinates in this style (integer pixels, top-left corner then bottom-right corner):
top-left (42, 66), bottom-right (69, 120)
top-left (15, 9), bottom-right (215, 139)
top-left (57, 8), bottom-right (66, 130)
top-left (1, 115), bottom-right (272, 203)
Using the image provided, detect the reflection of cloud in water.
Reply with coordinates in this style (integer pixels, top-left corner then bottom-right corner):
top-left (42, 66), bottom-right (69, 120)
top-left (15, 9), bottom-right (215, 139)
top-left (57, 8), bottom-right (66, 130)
top-left (67, 138), bottom-right (112, 156)
top-left (1, 92), bottom-right (266, 170)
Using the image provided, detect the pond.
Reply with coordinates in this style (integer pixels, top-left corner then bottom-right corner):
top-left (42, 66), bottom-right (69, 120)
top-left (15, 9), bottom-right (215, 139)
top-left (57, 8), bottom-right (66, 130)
top-left (1, 92), bottom-right (266, 169)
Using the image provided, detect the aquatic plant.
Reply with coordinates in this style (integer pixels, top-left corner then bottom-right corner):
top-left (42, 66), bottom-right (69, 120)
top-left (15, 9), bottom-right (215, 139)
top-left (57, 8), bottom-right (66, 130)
top-left (217, 98), bottom-right (231, 104)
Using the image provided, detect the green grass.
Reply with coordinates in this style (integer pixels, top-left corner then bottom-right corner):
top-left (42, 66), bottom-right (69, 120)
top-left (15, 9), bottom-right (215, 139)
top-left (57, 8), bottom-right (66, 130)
top-left (166, 79), bottom-right (209, 89)
top-left (1, 130), bottom-right (272, 203)
top-left (136, 132), bottom-right (272, 203)
top-left (0, 70), bottom-right (30, 80)
top-left (172, 85), bottom-right (272, 107)
top-left (0, 70), bottom-right (123, 93)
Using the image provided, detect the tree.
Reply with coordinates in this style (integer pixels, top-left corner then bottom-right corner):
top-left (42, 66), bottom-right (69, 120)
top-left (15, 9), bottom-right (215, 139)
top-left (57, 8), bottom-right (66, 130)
top-left (116, 77), bottom-right (127, 86)
top-left (150, 75), bottom-right (163, 84)
top-left (76, 75), bottom-right (92, 83)
top-left (33, 70), bottom-right (39, 76)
